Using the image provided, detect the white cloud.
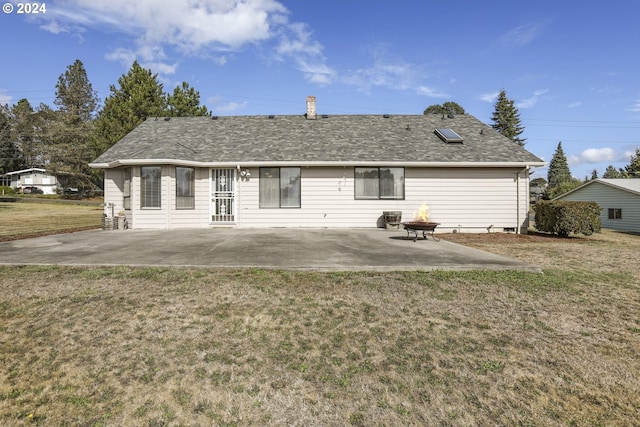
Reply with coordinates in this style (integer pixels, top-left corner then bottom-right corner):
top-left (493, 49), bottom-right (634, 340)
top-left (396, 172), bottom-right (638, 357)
top-left (627, 99), bottom-right (640, 112)
top-left (40, 0), bottom-right (288, 66)
top-left (209, 97), bottom-right (249, 113)
top-left (0, 89), bottom-right (12, 105)
top-left (416, 86), bottom-right (448, 99)
top-left (568, 101), bottom-right (582, 108)
top-left (480, 92), bottom-right (499, 103)
top-left (40, 0), bottom-right (338, 86)
top-left (499, 22), bottom-right (548, 49)
top-left (516, 89), bottom-right (549, 109)
top-left (568, 147), bottom-right (622, 165)
top-left (341, 45), bottom-right (435, 95)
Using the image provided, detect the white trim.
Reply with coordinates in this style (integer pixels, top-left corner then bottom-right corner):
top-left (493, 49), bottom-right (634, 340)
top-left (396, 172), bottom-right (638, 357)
top-left (91, 159), bottom-right (546, 169)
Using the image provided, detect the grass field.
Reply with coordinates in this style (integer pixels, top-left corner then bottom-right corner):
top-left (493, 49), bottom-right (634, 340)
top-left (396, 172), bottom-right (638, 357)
top-left (0, 203), bottom-right (639, 426)
top-left (0, 200), bottom-right (103, 241)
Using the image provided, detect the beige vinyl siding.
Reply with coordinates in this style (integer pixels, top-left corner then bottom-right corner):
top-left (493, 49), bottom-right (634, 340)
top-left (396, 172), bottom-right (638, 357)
top-left (103, 169), bottom-right (125, 216)
top-left (559, 182), bottom-right (640, 232)
top-left (130, 166), bottom-right (169, 229)
top-left (238, 167), bottom-right (529, 232)
top-left (167, 167), bottom-right (210, 228)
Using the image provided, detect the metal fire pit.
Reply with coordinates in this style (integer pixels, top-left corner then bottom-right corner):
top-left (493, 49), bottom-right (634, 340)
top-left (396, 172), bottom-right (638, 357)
top-left (401, 221), bottom-right (441, 242)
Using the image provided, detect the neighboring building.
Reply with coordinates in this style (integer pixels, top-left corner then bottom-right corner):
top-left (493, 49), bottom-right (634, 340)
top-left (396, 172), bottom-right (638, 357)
top-left (554, 178), bottom-right (640, 233)
top-left (89, 97), bottom-right (545, 232)
top-left (0, 168), bottom-right (60, 194)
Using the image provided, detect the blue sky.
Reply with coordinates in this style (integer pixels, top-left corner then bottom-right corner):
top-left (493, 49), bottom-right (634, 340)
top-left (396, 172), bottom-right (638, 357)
top-left (1, 0), bottom-right (639, 179)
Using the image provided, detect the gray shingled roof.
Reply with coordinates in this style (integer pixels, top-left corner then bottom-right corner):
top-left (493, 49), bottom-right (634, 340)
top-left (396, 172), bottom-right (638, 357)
top-left (90, 114), bottom-right (545, 167)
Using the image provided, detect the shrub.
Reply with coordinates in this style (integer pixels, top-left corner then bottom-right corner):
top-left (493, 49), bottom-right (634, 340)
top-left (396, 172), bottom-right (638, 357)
top-left (0, 185), bottom-right (15, 195)
top-left (534, 200), bottom-right (601, 237)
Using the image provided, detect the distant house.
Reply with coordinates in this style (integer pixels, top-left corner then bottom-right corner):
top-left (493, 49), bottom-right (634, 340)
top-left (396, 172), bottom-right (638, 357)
top-left (89, 96), bottom-right (545, 232)
top-left (0, 168), bottom-right (59, 194)
top-left (554, 178), bottom-right (640, 233)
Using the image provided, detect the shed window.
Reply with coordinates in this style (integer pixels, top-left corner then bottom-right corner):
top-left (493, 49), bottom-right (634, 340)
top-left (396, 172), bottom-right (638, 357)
top-left (176, 167), bottom-right (195, 209)
top-left (141, 166), bottom-right (161, 209)
top-left (259, 167), bottom-right (301, 208)
top-left (355, 167), bottom-right (404, 200)
top-left (608, 208), bottom-right (622, 220)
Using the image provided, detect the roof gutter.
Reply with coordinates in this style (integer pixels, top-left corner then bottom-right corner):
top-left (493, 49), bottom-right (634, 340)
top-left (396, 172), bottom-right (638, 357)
top-left (89, 159), bottom-right (546, 169)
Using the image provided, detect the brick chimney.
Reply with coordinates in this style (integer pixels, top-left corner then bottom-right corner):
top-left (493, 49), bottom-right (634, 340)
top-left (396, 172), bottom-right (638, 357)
top-left (306, 96), bottom-right (317, 119)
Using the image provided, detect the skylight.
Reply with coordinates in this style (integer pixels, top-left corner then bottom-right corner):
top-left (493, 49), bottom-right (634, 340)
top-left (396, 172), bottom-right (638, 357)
top-left (435, 128), bottom-right (463, 143)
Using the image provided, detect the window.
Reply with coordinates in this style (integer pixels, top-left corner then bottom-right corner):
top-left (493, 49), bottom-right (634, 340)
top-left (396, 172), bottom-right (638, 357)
top-left (141, 166), bottom-right (161, 209)
top-left (355, 167), bottom-right (404, 200)
top-left (176, 167), bottom-right (195, 209)
top-left (123, 167), bottom-right (131, 209)
top-left (608, 208), bottom-right (622, 220)
top-left (259, 167), bottom-right (301, 208)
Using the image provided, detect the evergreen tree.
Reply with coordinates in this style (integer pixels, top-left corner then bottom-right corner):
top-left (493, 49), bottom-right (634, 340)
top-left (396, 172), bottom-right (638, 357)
top-left (423, 101), bottom-right (465, 115)
top-left (547, 142), bottom-right (572, 188)
top-left (590, 169), bottom-right (598, 180)
top-left (54, 59), bottom-right (99, 123)
top-left (10, 99), bottom-right (47, 168)
top-left (490, 89), bottom-right (526, 146)
top-left (0, 104), bottom-right (23, 173)
top-left (624, 148), bottom-right (640, 177)
top-left (48, 60), bottom-right (101, 194)
top-left (166, 82), bottom-right (210, 117)
top-left (94, 61), bottom-right (167, 151)
top-left (603, 165), bottom-right (625, 178)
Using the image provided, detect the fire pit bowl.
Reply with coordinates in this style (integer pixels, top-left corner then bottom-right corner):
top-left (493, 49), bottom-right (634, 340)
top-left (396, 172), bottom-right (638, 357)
top-left (401, 221), bottom-right (441, 242)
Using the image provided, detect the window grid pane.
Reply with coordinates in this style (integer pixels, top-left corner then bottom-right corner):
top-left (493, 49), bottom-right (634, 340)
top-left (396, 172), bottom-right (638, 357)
top-left (260, 168), bottom-right (280, 208)
top-left (141, 166), bottom-right (161, 208)
top-left (280, 167), bottom-right (301, 208)
top-left (176, 167), bottom-right (195, 209)
top-left (355, 167), bottom-right (379, 199)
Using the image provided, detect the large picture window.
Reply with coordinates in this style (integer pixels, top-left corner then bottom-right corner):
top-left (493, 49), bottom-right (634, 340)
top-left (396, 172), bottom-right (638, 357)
top-left (355, 167), bottom-right (404, 200)
top-left (141, 166), bottom-right (161, 209)
top-left (176, 167), bottom-right (195, 209)
top-left (259, 167), bottom-right (301, 208)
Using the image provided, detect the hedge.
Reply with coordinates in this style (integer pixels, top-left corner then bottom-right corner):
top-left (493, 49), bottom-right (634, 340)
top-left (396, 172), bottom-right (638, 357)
top-left (534, 200), bottom-right (601, 237)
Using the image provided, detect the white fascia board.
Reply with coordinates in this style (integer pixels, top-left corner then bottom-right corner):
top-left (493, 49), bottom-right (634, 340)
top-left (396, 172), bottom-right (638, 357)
top-left (90, 159), bottom-right (546, 169)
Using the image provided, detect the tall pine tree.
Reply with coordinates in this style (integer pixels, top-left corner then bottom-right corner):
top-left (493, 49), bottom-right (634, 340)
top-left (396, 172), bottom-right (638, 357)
top-left (166, 82), bottom-right (210, 117)
top-left (48, 59), bottom-right (100, 193)
top-left (490, 89), bottom-right (526, 146)
top-left (0, 104), bottom-right (23, 174)
top-left (624, 148), bottom-right (640, 177)
top-left (94, 61), bottom-right (166, 151)
top-left (547, 142), bottom-right (572, 188)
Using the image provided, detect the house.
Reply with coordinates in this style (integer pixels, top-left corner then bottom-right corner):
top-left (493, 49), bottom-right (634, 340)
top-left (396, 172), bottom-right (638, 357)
top-left (89, 97), bottom-right (545, 232)
top-left (0, 168), bottom-right (60, 194)
top-left (554, 178), bottom-right (640, 233)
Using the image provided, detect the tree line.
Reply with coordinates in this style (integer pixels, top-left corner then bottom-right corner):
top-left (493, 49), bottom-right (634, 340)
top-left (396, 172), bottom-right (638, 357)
top-left (425, 91), bottom-right (640, 200)
top-left (540, 142), bottom-right (640, 199)
top-left (0, 59), bottom-right (210, 193)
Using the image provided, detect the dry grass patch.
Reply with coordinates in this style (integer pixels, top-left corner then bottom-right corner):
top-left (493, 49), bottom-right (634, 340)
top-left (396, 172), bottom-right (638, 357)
top-left (440, 228), bottom-right (640, 276)
top-left (1, 245), bottom-right (639, 426)
top-left (0, 201), bottom-right (102, 241)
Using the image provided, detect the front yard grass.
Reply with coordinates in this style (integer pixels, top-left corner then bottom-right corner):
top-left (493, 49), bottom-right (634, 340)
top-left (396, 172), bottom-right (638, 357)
top-left (0, 207), bottom-right (638, 426)
top-left (1, 227), bottom-right (639, 426)
top-left (0, 200), bottom-right (103, 241)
